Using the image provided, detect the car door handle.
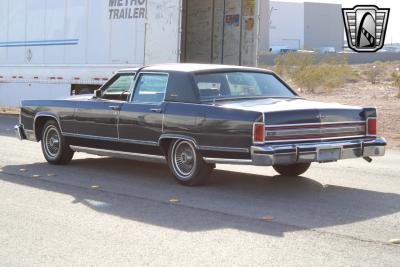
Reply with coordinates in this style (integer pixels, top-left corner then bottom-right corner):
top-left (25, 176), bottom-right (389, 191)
top-left (109, 105), bottom-right (121, 111)
top-left (150, 108), bottom-right (163, 113)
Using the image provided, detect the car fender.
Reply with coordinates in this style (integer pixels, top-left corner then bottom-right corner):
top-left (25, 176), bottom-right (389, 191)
top-left (33, 112), bottom-right (62, 141)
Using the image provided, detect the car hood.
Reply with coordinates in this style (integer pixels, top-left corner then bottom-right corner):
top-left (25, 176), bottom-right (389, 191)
top-left (215, 98), bottom-right (366, 125)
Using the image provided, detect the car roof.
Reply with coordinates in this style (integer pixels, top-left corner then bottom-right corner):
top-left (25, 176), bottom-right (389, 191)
top-left (118, 63), bottom-right (274, 74)
top-left (117, 67), bottom-right (140, 73)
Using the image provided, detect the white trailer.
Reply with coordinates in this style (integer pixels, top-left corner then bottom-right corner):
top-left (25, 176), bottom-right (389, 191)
top-left (0, 0), bottom-right (269, 107)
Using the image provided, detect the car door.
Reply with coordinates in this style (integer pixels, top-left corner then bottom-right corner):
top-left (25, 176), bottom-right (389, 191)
top-left (118, 72), bottom-right (168, 153)
top-left (73, 73), bottom-right (135, 141)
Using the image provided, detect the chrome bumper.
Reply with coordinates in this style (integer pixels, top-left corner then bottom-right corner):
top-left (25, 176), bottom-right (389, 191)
top-left (14, 124), bottom-right (27, 141)
top-left (251, 138), bottom-right (386, 166)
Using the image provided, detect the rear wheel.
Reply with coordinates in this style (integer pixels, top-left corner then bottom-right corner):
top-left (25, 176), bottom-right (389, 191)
top-left (41, 120), bottom-right (74, 165)
top-left (273, 163), bottom-right (311, 176)
top-left (167, 140), bottom-right (213, 186)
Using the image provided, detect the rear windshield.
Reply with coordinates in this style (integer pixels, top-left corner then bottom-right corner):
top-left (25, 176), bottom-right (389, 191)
top-left (194, 71), bottom-right (296, 101)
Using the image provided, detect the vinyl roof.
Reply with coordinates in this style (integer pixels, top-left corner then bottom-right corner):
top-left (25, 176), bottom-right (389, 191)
top-left (119, 63), bottom-right (273, 73)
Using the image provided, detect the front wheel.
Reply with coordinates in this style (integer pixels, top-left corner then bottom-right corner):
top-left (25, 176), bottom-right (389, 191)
top-left (273, 163), bottom-right (311, 176)
top-left (167, 140), bottom-right (213, 186)
top-left (41, 120), bottom-right (74, 165)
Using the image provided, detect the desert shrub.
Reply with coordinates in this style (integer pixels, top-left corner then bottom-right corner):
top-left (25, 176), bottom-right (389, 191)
top-left (321, 54), bottom-right (349, 65)
top-left (291, 66), bottom-right (324, 93)
top-left (392, 70), bottom-right (400, 98)
top-left (274, 52), bottom-right (315, 77)
top-left (322, 64), bottom-right (354, 91)
top-left (274, 52), bottom-right (355, 93)
top-left (273, 56), bottom-right (285, 76)
top-left (363, 62), bottom-right (383, 84)
top-left (291, 64), bottom-right (353, 93)
top-left (346, 68), bottom-right (362, 83)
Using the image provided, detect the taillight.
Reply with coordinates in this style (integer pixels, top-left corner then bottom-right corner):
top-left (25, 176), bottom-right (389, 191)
top-left (367, 118), bottom-right (377, 136)
top-left (253, 123), bottom-right (265, 144)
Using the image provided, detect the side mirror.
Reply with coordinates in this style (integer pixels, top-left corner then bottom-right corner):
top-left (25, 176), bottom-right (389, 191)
top-left (95, 89), bottom-right (102, 98)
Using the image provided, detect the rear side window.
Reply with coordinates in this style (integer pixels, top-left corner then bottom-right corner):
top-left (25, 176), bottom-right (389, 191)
top-left (132, 73), bottom-right (168, 104)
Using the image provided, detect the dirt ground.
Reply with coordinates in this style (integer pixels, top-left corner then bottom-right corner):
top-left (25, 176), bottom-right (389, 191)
top-left (302, 80), bottom-right (400, 149)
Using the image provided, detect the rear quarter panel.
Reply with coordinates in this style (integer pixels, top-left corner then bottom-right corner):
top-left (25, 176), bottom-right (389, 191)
top-left (163, 102), bottom-right (262, 158)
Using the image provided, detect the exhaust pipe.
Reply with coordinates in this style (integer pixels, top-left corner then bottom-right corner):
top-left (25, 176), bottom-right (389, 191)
top-left (363, 157), bottom-right (373, 163)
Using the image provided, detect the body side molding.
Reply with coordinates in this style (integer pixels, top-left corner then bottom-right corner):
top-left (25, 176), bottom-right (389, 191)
top-left (70, 146), bottom-right (166, 164)
top-left (158, 134), bottom-right (199, 148)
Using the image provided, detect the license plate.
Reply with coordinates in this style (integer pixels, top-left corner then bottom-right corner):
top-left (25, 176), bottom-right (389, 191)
top-left (318, 148), bottom-right (341, 162)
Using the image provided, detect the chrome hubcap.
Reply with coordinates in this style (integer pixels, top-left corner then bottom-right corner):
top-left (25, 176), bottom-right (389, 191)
top-left (173, 141), bottom-right (196, 179)
top-left (44, 126), bottom-right (60, 158)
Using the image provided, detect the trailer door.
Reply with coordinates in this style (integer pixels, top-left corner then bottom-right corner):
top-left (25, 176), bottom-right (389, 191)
top-left (144, 0), bottom-right (182, 64)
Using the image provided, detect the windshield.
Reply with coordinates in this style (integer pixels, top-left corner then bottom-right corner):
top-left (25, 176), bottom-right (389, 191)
top-left (194, 72), bottom-right (296, 101)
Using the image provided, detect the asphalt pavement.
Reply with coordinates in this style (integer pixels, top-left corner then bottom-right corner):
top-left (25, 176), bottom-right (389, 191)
top-left (0, 115), bottom-right (399, 266)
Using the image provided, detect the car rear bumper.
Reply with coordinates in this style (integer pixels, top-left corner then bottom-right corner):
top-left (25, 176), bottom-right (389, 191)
top-left (204, 138), bottom-right (386, 166)
top-left (251, 138), bottom-right (386, 166)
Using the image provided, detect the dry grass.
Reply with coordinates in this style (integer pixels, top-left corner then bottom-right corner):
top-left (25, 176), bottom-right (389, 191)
top-left (272, 52), bottom-right (358, 93)
top-left (0, 107), bottom-right (19, 115)
top-left (262, 57), bottom-right (400, 149)
top-left (391, 70), bottom-right (400, 98)
top-left (302, 62), bottom-right (400, 149)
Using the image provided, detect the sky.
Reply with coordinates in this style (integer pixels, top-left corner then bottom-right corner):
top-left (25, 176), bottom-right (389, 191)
top-left (277, 0), bottom-right (400, 44)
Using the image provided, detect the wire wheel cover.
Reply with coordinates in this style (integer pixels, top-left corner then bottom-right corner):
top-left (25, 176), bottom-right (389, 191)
top-left (173, 141), bottom-right (196, 178)
top-left (44, 126), bottom-right (60, 158)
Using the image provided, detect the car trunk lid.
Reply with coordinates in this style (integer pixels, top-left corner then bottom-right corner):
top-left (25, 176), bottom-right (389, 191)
top-left (216, 98), bottom-right (368, 142)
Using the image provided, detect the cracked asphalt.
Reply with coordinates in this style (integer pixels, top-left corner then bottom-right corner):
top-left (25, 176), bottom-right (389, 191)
top-left (0, 115), bottom-right (399, 266)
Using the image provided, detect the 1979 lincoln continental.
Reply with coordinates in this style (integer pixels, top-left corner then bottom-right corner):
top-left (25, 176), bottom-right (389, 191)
top-left (15, 64), bottom-right (386, 186)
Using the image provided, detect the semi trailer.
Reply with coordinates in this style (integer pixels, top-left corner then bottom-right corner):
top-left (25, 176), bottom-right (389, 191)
top-left (0, 0), bottom-right (269, 107)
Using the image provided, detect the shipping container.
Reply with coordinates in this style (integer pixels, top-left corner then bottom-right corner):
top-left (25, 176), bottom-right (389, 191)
top-left (0, 0), bottom-right (269, 107)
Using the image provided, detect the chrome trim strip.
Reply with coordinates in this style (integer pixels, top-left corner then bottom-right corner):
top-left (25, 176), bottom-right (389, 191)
top-left (204, 158), bottom-right (253, 165)
top-left (265, 121), bottom-right (366, 128)
top-left (34, 112), bottom-right (63, 139)
top-left (64, 132), bottom-right (118, 142)
top-left (198, 145), bottom-right (249, 153)
top-left (158, 135), bottom-right (248, 153)
top-left (116, 109), bottom-right (121, 140)
top-left (119, 138), bottom-right (158, 146)
top-left (158, 134), bottom-right (199, 148)
top-left (267, 138), bottom-right (374, 149)
top-left (265, 135), bottom-right (367, 144)
top-left (162, 112), bottom-right (165, 133)
top-left (65, 133), bottom-right (249, 154)
top-left (63, 133), bottom-right (158, 146)
top-left (70, 146), bottom-right (166, 164)
top-left (266, 126), bottom-right (366, 137)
